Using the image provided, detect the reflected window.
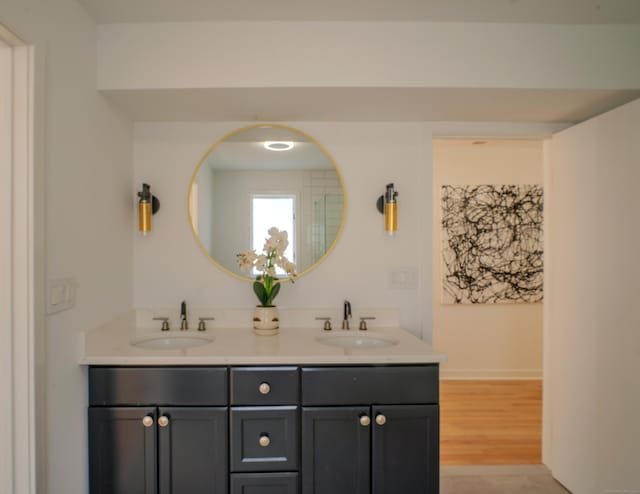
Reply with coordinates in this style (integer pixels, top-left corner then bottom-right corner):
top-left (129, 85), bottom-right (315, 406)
top-left (251, 195), bottom-right (295, 276)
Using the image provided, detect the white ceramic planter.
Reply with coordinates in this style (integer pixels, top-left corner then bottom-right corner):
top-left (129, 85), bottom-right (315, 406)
top-left (253, 306), bottom-right (280, 336)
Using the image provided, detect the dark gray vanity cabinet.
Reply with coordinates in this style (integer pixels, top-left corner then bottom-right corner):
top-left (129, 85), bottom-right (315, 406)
top-left (301, 366), bottom-right (440, 494)
top-left (229, 367), bottom-right (301, 493)
top-left (89, 406), bottom-right (158, 494)
top-left (88, 367), bottom-right (228, 494)
top-left (301, 406), bottom-right (371, 494)
top-left (88, 364), bottom-right (439, 494)
top-left (370, 405), bottom-right (439, 494)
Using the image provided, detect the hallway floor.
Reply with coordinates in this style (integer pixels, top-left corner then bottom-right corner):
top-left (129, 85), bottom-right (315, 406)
top-left (441, 466), bottom-right (570, 494)
top-left (440, 380), bottom-right (542, 465)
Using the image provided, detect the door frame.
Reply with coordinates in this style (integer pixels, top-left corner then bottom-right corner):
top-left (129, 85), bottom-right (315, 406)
top-left (429, 122), bottom-right (564, 468)
top-left (0, 22), bottom-right (38, 494)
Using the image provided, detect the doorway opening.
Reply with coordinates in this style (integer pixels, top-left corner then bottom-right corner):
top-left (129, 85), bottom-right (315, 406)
top-left (432, 138), bottom-right (544, 465)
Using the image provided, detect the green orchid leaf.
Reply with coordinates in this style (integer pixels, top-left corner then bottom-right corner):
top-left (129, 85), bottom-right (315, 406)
top-left (269, 282), bottom-right (281, 304)
top-left (253, 281), bottom-right (267, 306)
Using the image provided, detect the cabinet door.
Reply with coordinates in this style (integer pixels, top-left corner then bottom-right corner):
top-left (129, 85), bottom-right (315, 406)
top-left (301, 407), bottom-right (370, 494)
top-left (230, 406), bottom-right (299, 472)
top-left (158, 407), bottom-right (228, 494)
top-left (371, 405), bottom-right (439, 494)
top-left (231, 472), bottom-right (299, 494)
top-left (89, 407), bottom-right (157, 494)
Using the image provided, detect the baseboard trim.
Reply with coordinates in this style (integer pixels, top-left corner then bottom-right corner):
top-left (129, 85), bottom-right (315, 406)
top-left (441, 465), bottom-right (547, 476)
top-left (440, 368), bottom-right (542, 380)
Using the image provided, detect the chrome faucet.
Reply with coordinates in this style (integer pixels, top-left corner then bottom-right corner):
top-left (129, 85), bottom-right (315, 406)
top-left (342, 300), bottom-right (352, 330)
top-left (180, 300), bottom-right (189, 330)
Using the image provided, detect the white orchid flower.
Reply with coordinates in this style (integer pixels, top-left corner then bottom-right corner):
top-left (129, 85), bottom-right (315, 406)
top-left (263, 237), bottom-right (277, 252)
top-left (255, 255), bottom-right (267, 271)
top-left (237, 228), bottom-right (297, 305)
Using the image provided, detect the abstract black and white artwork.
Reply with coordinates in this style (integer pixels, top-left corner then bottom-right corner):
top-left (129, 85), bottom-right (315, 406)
top-left (441, 185), bottom-right (543, 304)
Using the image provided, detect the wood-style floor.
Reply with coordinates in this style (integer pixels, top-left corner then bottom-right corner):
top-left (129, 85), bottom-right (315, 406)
top-left (440, 380), bottom-right (542, 465)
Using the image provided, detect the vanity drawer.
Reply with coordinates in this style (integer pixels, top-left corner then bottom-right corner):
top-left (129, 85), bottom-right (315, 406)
top-left (231, 367), bottom-right (299, 405)
top-left (301, 365), bottom-right (438, 405)
top-left (230, 406), bottom-right (299, 472)
top-left (89, 367), bottom-right (228, 406)
top-left (231, 472), bottom-right (299, 494)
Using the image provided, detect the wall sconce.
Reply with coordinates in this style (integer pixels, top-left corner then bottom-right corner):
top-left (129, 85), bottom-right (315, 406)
top-left (137, 183), bottom-right (160, 235)
top-left (376, 183), bottom-right (398, 236)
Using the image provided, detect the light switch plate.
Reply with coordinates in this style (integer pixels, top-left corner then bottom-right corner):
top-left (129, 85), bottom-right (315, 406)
top-left (390, 267), bottom-right (418, 290)
top-left (47, 277), bottom-right (76, 314)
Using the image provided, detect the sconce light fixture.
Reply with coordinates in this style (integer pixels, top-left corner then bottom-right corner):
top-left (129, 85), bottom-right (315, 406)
top-left (137, 183), bottom-right (160, 235)
top-left (376, 183), bottom-right (398, 236)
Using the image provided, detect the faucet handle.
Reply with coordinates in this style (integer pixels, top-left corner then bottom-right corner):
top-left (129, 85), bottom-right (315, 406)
top-left (153, 317), bottom-right (170, 331)
top-left (315, 317), bottom-right (332, 331)
top-left (197, 317), bottom-right (214, 331)
top-left (358, 317), bottom-right (376, 331)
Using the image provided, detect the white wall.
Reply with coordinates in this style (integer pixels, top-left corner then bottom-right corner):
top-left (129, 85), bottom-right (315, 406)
top-left (432, 140), bottom-right (543, 379)
top-left (97, 22), bottom-right (640, 90)
top-left (0, 2), bottom-right (134, 493)
top-left (545, 98), bottom-right (640, 493)
top-left (134, 122), bottom-right (431, 336)
top-left (134, 122), bottom-right (560, 343)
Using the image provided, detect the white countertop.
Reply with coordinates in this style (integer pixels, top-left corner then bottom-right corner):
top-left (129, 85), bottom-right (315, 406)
top-left (80, 312), bottom-right (446, 366)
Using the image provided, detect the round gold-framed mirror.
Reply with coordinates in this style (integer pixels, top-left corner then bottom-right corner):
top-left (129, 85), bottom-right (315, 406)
top-left (188, 124), bottom-right (346, 281)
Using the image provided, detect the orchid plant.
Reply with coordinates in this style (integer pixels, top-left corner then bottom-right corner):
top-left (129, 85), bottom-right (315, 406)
top-left (236, 227), bottom-right (297, 307)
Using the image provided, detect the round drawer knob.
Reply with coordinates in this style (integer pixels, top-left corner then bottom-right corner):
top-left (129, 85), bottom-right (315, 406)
top-left (142, 416), bottom-right (154, 428)
top-left (375, 414), bottom-right (387, 426)
top-left (259, 435), bottom-right (271, 447)
top-left (359, 415), bottom-right (371, 427)
top-left (258, 382), bottom-right (271, 395)
top-left (158, 416), bottom-right (170, 428)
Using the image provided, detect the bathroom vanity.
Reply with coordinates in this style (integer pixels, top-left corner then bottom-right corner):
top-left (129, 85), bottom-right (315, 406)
top-left (83, 319), bottom-right (445, 494)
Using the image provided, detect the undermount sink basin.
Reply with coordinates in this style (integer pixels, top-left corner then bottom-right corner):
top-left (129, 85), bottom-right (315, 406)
top-left (316, 333), bottom-right (398, 349)
top-left (131, 334), bottom-right (214, 350)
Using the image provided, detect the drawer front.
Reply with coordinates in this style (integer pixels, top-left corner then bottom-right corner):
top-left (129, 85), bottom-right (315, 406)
top-left (301, 365), bottom-right (438, 406)
top-left (231, 473), bottom-right (299, 494)
top-left (230, 406), bottom-right (299, 472)
top-left (231, 367), bottom-right (299, 405)
top-left (89, 367), bottom-right (228, 406)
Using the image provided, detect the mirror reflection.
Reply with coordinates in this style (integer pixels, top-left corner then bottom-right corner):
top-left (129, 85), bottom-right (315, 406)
top-left (189, 124), bottom-right (345, 280)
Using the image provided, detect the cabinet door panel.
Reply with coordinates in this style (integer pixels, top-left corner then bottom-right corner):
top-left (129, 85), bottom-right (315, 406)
top-left (371, 405), bottom-right (439, 494)
top-left (158, 407), bottom-right (228, 494)
top-left (89, 407), bottom-right (157, 494)
top-left (302, 407), bottom-right (370, 494)
top-left (301, 366), bottom-right (438, 405)
top-left (230, 406), bottom-right (299, 472)
top-left (89, 367), bottom-right (228, 406)
top-left (231, 472), bottom-right (299, 494)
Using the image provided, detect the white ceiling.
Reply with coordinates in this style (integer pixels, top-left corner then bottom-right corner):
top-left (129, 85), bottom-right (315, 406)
top-left (103, 87), bottom-right (640, 124)
top-left (78, 0), bottom-right (640, 24)
top-left (203, 127), bottom-right (334, 170)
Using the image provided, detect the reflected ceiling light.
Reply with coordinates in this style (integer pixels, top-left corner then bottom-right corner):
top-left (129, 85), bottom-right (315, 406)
top-left (264, 141), bottom-right (294, 151)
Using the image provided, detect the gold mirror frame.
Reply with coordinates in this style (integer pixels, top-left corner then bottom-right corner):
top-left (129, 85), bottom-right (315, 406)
top-left (187, 123), bottom-right (347, 282)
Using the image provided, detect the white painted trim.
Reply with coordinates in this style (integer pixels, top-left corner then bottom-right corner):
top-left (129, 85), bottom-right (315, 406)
top-left (542, 139), bottom-right (553, 468)
top-left (0, 41), bottom-right (15, 494)
top-left (0, 23), bottom-right (24, 48)
top-left (0, 27), bottom-right (37, 494)
top-left (440, 368), bottom-right (543, 380)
